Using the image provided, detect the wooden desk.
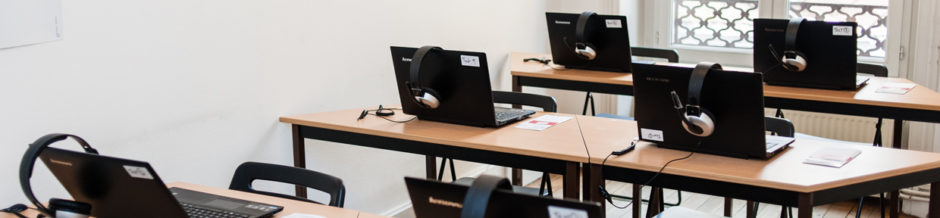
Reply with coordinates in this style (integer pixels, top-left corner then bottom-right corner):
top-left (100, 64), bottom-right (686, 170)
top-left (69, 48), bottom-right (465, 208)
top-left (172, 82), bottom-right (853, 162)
top-left (280, 107), bottom-right (593, 199)
top-left (578, 117), bottom-right (940, 218)
top-left (2, 182), bottom-right (371, 218)
top-left (510, 52), bottom-right (940, 149)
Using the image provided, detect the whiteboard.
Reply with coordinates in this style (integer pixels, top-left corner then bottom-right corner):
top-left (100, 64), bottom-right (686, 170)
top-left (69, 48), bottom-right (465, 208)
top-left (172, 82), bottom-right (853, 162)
top-left (0, 0), bottom-right (62, 49)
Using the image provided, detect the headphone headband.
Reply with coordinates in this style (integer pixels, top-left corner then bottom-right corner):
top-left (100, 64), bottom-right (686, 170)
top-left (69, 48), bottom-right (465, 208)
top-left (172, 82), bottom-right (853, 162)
top-left (575, 11), bottom-right (596, 45)
top-left (460, 175), bottom-right (512, 218)
top-left (688, 62), bottom-right (721, 106)
top-left (784, 18), bottom-right (804, 53)
top-left (20, 133), bottom-right (98, 215)
top-left (408, 46), bottom-right (442, 91)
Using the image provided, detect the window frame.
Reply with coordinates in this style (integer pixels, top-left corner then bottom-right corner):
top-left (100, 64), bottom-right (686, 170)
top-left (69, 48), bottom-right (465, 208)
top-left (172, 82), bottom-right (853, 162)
top-left (640, 0), bottom-right (906, 76)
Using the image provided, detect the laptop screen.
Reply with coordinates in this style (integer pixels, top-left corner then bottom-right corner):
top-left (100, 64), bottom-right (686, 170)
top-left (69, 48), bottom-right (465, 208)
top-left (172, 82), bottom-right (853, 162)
top-left (390, 46), bottom-right (500, 127)
top-left (546, 12), bottom-right (633, 72)
top-left (633, 63), bottom-right (769, 158)
top-left (753, 19), bottom-right (858, 90)
top-left (404, 177), bottom-right (604, 218)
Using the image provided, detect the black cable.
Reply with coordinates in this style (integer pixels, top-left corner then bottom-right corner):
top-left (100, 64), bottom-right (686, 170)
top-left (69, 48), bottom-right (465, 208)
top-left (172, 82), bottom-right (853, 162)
top-left (597, 139), bottom-right (695, 210)
top-left (1, 204), bottom-right (27, 218)
top-left (357, 106), bottom-right (416, 123)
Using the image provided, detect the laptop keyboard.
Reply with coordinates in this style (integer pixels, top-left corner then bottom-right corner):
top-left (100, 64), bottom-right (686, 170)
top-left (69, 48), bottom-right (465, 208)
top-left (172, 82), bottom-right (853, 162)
top-left (495, 108), bottom-right (533, 122)
top-left (765, 135), bottom-right (795, 152)
top-left (181, 203), bottom-right (249, 218)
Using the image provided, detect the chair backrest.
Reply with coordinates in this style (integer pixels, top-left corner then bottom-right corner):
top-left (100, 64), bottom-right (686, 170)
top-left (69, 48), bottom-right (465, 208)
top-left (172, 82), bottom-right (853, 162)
top-left (631, 47), bottom-right (680, 63)
top-left (492, 91), bottom-right (557, 112)
top-left (229, 162), bottom-right (346, 207)
top-left (857, 62), bottom-right (888, 77)
top-left (764, 117), bottom-right (795, 137)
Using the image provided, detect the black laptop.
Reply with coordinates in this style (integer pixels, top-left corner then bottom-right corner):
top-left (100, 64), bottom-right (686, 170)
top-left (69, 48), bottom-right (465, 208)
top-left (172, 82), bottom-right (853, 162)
top-left (632, 63), bottom-right (793, 159)
top-left (391, 46), bottom-right (535, 127)
top-left (404, 177), bottom-right (604, 218)
top-left (546, 12), bottom-right (633, 72)
top-left (40, 147), bottom-right (283, 218)
top-left (754, 18), bottom-right (867, 90)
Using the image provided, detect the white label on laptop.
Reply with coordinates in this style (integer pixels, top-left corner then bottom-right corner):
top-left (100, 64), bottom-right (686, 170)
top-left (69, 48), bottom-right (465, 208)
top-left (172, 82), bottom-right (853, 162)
top-left (460, 55), bottom-right (480, 67)
top-left (640, 128), bottom-right (664, 142)
top-left (547, 205), bottom-right (588, 218)
top-left (833, 25), bottom-right (853, 36)
top-left (515, 115), bottom-right (571, 131)
top-left (123, 165), bottom-right (154, 180)
top-left (605, 19), bottom-right (622, 28)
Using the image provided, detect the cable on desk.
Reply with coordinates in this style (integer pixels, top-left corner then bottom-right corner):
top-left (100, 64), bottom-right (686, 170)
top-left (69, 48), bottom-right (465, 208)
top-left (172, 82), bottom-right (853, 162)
top-left (597, 139), bottom-right (695, 210)
top-left (523, 56), bottom-right (566, 70)
top-left (357, 105), bottom-right (416, 123)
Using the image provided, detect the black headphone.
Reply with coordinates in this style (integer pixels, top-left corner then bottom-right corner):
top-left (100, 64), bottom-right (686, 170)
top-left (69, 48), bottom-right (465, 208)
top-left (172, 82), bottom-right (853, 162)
top-left (407, 46), bottom-right (442, 109)
top-left (459, 175), bottom-right (511, 218)
top-left (780, 18), bottom-right (807, 72)
top-left (19, 133), bottom-right (97, 218)
top-left (574, 11), bottom-right (597, 60)
top-left (670, 62), bottom-right (720, 137)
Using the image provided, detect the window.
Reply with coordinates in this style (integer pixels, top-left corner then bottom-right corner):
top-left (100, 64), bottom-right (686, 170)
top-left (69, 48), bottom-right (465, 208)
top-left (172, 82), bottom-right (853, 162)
top-left (656, 0), bottom-right (896, 64)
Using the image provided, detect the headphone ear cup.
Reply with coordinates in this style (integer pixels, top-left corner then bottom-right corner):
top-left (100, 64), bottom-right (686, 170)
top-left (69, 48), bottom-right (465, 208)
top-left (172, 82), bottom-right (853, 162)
top-left (415, 90), bottom-right (440, 109)
top-left (782, 54), bottom-right (807, 72)
top-left (681, 109), bottom-right (715, 137)
top-left (575, 45), bottom-right (596, 60)
top-left (49, 198), bottom-right (91, 218)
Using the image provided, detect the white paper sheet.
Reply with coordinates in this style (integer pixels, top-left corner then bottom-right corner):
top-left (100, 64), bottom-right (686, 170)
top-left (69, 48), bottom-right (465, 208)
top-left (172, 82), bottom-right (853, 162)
top-left (515, 115), bottom-right (572, 131)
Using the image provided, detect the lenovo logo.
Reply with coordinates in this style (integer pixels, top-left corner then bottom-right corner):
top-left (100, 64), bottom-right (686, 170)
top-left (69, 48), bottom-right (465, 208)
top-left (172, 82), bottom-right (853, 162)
top-left (402, 57), bottom-right (412, 62)
top-left (49, 159), bottom-right (72, 166)
top-left (554, 20), bottom-right (571, 25)
top-left (428, 196), bottom-right (462, 208)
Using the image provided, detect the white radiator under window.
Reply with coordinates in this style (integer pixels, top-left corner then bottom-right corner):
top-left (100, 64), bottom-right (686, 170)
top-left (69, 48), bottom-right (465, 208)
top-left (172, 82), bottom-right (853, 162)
top-left (764, 109), bottom-right (894, 145)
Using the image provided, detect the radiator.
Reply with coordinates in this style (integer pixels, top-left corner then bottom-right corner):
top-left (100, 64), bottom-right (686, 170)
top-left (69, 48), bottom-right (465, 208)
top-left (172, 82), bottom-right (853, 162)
top-left (764, 109), bottom-right (894, 145)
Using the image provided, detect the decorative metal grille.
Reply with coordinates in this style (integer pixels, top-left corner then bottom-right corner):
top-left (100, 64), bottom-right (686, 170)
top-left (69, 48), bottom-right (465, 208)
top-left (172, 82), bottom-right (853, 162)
top-left (789, 2), bottom-right (888, 58)
top-left (674, 0), bottom-right (759, 49)
top-left (674, 0), bottom-right (889, 58)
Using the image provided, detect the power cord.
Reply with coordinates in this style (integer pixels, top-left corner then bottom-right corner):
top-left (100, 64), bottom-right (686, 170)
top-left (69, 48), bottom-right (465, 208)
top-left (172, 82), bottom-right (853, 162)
top-left (357, 105), bottom-right (417, 123)
top-left (597, 138), bottom-right (695, 210)
top-left (524, 56), bottom-right (566, 70)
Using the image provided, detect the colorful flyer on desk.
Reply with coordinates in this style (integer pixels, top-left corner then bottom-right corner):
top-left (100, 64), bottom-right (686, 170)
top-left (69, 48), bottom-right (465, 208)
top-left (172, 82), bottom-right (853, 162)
top-left (875, 82), bottom-right (915, 95)
top-left (515, 115), bottom-right (572, 131)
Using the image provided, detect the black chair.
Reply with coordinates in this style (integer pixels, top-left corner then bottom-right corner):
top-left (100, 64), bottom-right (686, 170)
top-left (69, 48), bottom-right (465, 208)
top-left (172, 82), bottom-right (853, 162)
top-left (773, 62), bottom-right (888, 218)
top-left (583, 47), bottom-right (680, 116)
top-left (229, 162), bottom-right (346, 207)
top-left (440, 91), bottom-right (558, 196)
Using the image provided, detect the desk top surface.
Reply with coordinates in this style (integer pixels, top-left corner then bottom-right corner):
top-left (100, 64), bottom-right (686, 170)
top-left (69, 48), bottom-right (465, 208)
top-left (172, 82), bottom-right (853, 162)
top-left (1, 182), bottom-right (374, 218)
top-left (584, 116), bottom-right (940, 193)
top-left (509, 52), bottom-right (940, 112)
top-left (280, 107), bottom-right (596, 163)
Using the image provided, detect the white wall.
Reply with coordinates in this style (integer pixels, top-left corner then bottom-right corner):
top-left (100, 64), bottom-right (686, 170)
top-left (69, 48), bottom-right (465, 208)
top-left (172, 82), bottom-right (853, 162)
top-left (0, 0), bottom-right (548, 214)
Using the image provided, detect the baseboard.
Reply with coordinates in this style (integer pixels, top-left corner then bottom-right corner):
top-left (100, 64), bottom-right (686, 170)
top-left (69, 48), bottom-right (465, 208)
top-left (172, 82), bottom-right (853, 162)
top-left (383, 164), bottom-right (499, 217)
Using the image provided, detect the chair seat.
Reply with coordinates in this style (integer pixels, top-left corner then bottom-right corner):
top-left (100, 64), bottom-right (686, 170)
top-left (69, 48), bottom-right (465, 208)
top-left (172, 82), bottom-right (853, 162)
top-left (596, 113), bottom-right (634, 120)
top-left (454, 177), bottom-right (548, 196)
top-left (656, 206), bottom-right (727, 218)
top-left (794, 133), bottom-right (872, 147)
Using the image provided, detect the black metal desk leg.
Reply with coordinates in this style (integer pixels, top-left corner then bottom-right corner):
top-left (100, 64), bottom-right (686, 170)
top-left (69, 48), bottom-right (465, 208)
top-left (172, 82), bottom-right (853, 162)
top-left (893, 120), bottom-right (903, 149)
top-left (563, 162), bottom-right (580, 200)
top-left (890, 190), bottom-right (900, 218)
top-left (724, 197), bottom-right (732, 217)
top-left (746, 201), bottom-right (757, 218)
top-left (633, 184), bottom-right (642, 218)
top-left (425, 156), bottom-right (437, 181)
top-left (929, 182), bottom-right (939, 218)
top-left (583, 164), bottom-right (604, 203)
top-left (798, 193), bottom-right (813, 218)
top-left (291, 125), bottom-right (307, 198)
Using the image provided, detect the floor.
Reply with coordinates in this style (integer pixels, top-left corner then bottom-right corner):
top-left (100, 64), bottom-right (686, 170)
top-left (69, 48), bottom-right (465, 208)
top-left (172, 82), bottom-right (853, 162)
top-left (395, 174), bottom-right (917, 218)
